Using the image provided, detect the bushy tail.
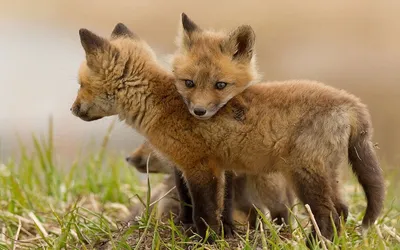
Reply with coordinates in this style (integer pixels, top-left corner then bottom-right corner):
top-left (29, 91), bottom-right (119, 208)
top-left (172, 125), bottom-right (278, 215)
top-left (348, 110), bottom-right (385, 229)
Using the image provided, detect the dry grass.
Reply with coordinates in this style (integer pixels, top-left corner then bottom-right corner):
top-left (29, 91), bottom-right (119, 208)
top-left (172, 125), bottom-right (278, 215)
top-left (0, 120), bottom-right (399, 249)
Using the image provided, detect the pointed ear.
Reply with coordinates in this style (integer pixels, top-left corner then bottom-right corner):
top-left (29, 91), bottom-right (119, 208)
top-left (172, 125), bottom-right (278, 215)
top-left (182, 13), bottom-right (200, 34)
top-left (111, 23), bottom-right (137, 39)
top-left (79, 28), bottom-right (112, 70)
top-left (79, 28), bottom-right (110, 55)
top-left (177, 13), bottom-right (202, 50)
top-left (222, 25), bottom-right (255, 63)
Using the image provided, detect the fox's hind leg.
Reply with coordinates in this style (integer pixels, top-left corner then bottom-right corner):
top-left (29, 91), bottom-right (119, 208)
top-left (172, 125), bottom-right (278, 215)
top-left (289, 165), bottom-right (340, 247)
top-left (325, 152), bottom-right (349, 225)
top-left (329, 168), bottom-right (349, 224)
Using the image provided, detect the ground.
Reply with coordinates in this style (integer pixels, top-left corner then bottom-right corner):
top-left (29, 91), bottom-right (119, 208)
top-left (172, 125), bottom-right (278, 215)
top-left (0, 124), bottom-right (399, 250)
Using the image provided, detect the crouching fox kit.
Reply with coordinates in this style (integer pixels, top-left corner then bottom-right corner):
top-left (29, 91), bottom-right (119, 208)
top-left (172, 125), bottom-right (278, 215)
top-left (71, 23), bottom-right (384, 244)
top-left (126, 141), bottom-right (180, 220)
top-left (127, 142), bottom-right (294, 226)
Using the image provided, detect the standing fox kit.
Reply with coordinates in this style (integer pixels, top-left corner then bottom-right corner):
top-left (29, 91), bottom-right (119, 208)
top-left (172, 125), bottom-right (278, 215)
top-left (127, 142), bottom-right (294, 226)
top-left (71, 21), bottom-right (384, 244)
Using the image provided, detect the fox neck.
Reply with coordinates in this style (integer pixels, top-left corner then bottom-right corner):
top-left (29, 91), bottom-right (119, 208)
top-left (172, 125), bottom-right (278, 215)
top-left (116, 61), bottom-right (179, 133)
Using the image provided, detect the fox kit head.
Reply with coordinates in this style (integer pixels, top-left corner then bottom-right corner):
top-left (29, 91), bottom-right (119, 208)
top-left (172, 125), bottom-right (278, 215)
top-left (126, 141), bottom-right (172, 174)
top-left (172, 13), bottom-right (260, 119)
top-left (70, 23), bottom-right (157, 122)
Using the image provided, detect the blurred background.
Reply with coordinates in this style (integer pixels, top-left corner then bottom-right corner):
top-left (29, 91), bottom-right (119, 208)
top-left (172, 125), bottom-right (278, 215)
top-left (0, 0), bottom-right (399, 170)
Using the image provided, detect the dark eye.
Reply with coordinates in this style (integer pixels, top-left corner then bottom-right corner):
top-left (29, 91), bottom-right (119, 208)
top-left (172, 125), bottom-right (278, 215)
top-left (185, 80), bottom-right (195, 88)
top-left (215, 82), bottom-right (227, 90)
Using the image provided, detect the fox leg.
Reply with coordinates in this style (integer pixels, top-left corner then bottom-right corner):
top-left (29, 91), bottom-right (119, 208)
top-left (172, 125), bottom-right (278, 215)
top-left (174, 167), bottom-right (235, 238)
top-left (235, 202), bottom-right (258, 228)
top-left (330, 178), bottom-right (349, 224)
top-left (232, 175), bottom-right (259, 228)
top-left (269, 205), bottom-right (290, 226)
top-left (262, 184), bottom-right (291, 226)
top-left (270, 186), bottom-right (296, 226)
top-left (290, 166), bottom-right (340, 247)
top-left (184, 160), bottom-right (225, 242)
top-left (221, 171), bottom-right (235, 237)
top-left (173, 167), bottom-right (193, 228)
top-left (328, 166), bottom-right (349, 224)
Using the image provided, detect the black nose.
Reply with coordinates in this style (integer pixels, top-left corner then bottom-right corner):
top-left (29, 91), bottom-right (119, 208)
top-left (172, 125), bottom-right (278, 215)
top-left (71, 103), bottom-right (80, 113)
top-left (128, 156), bottom-right (142, 166)
top-left (193, 108), bottom-right (207, 116)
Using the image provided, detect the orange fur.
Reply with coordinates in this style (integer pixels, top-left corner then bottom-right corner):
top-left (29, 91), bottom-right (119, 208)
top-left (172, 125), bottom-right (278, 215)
top-left (71, 23), bottom-right (385, 244)
top-left (172, 13), bottom-right (260, 119)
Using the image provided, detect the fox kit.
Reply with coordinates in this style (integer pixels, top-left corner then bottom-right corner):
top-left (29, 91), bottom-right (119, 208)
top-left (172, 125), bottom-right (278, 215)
top-left (129, 174), bottom-right (180, 221)
top-left (126, 142), bottom-right (180, 220)
top-left (172, 14), bottom-right (260, 119)
top-left (71, 23), bottom-right (384, 245)
top-left (127, 142), bottom-right (294, 226)
top-left (126, 141), bottom-right (173, 174)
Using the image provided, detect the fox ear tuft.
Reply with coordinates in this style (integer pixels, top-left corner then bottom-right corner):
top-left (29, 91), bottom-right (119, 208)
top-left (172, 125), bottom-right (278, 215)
top-left (181, 13), bottom-right (200, 34)
top-left (111, 23), bottom-right (138, 39)
top-left (222, 25), bottom-right (255, 63)
top-left (79, 28), bottom-right (113, 70)
top-left (79, 28), bottom-right (110, 55)
top-left (177, 13), bottom-right (201, 50)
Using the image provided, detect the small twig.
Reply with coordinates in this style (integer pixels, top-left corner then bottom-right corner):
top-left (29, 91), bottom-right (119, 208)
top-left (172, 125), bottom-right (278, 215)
top-left (1, 226), bottom-right (5, 243)
top-left (13, 236), bottom-right (44, 243)
top-left (383, 225), bottom-right (400, 243)
top-left (89, 194), bottom-right (99, 213)
top-left (149, 186), bottom-right (177, 207)
top-left (259, 218), bottom-right (268, 250)
top-left (1, 211), bottom-right (60, 237)
top-left (1, 240), bottom-right (33, 250)
top-left (374, 225), bottom-right (388, 250)
top-left (28, 212), bottom-right (48, 237)
top-left (304, 204), bottom-right (328, 250)
top-left (76, 196), bottom-right (87, 208)
top-left (13, 219), bottom-right (22, 250)
top-left (0, 211), bottom-right (34, 224)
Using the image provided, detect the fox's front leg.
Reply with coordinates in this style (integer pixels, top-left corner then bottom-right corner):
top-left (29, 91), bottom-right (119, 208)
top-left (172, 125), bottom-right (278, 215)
top-left (184, 161), bottom-right (225, 241)
top-left (221, 171), bottom-right (235, 237)
top-left (173, 167), bottom-right (193, 227)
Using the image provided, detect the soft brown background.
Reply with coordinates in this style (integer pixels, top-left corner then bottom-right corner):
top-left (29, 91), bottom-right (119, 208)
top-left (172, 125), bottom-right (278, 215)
top-left (0, 0), bottom-right (399, 169)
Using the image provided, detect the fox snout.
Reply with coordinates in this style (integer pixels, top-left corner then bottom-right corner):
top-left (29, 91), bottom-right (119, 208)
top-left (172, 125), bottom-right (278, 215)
top-left (193, 107), bottom-right (207, 116)
top-left (188, 104), bottom-right (220, 120)
top-left (127, 143), bottom-right (173, 174)
top-left (70, 102), bottom-right (90, 120)
top-left (70, 101), bottom-right (102, 122)
top-left (126, 155), bottom-right (148, 173)
top-left (183, 93), bottom-right (226, 120)
top-left (70, 102), bottom-right (81, 116)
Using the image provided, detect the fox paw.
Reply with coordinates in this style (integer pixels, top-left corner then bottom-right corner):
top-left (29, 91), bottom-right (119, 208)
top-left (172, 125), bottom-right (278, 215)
top-left (173, 215), bottom-right (194, 232)
top-left (222, 222), bottom-right (235, 238)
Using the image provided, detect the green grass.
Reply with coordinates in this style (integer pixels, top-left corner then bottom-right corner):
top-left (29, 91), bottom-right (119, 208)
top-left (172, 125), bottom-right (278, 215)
top-left (0, 120), bottom-right (399, 249)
